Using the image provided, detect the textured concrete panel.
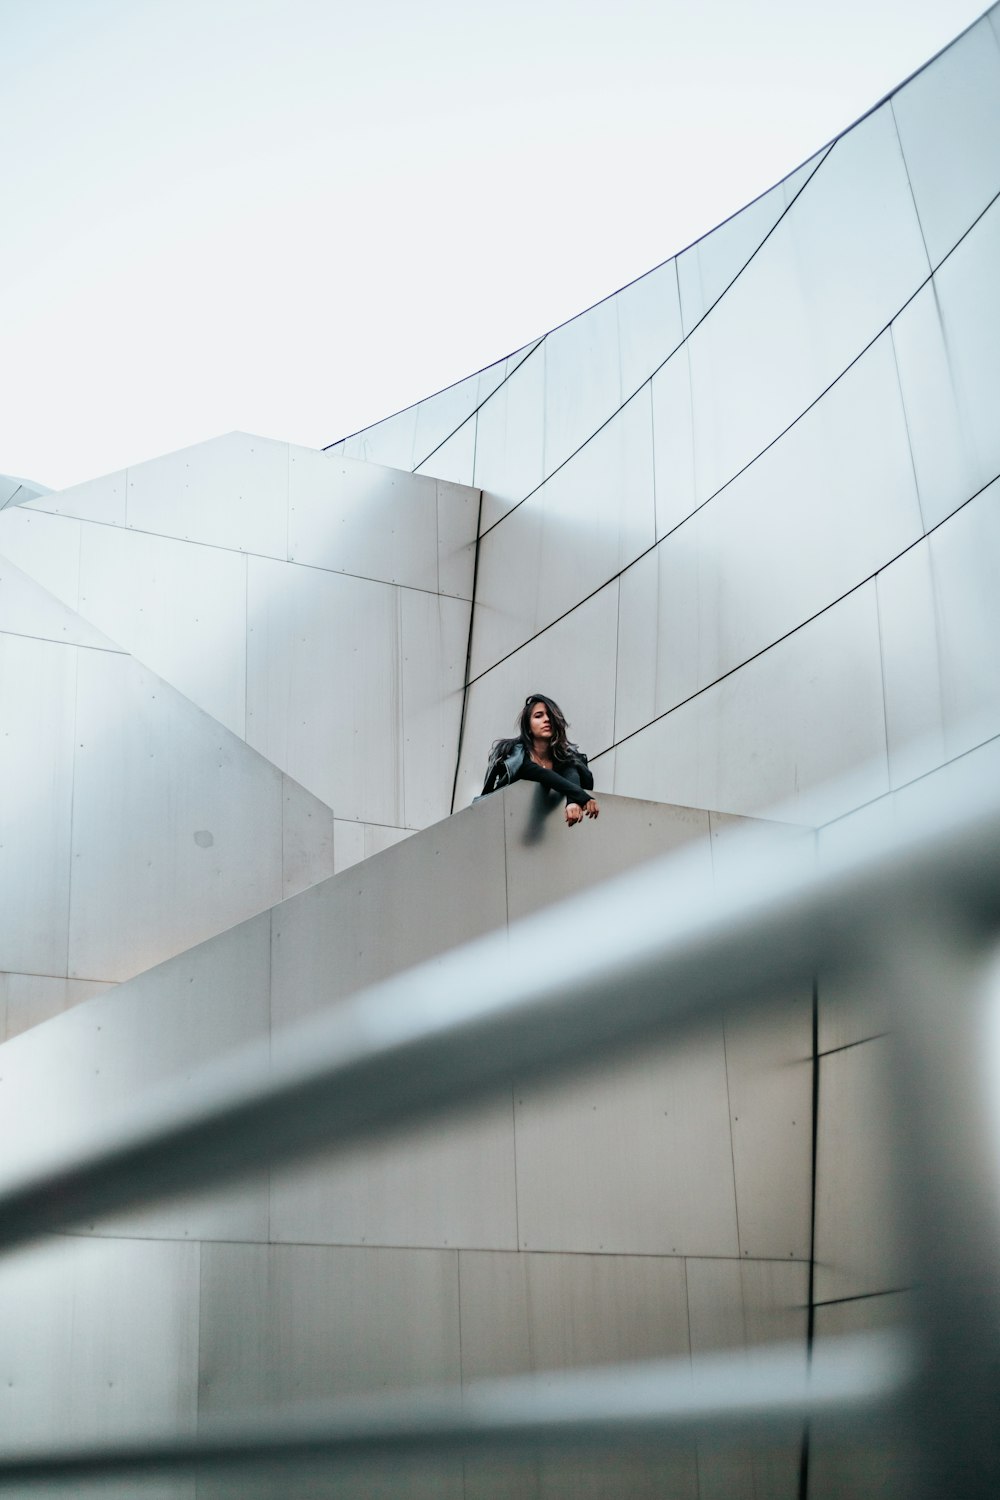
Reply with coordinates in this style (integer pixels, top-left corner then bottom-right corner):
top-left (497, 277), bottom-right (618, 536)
top-left (644, 334), bottom-right (921, 713)
top-left (78, 521), bottom-right (249, 737)
top-left (125, 432), bottom-right (288, 556)
top-left (269, 1093), bottom-right (517, 1252)
top-left (724, 997), bottom-right (813, 1260)
top-left (892, 16), bottom-right (1000, 267)
top-left (815, 1035), bottom-right (906, 1301)
top-left (542, 295), bottom-right (622, 478)
top-left (0, 916), bottom-right (271, 1243)
top-left (615, 257), bottom-right (682, 397)
top-left (676, 174), bottom-right (790, 335)
top-left (472, 393), bottom-right (654, 675)
top-left (686, 1257), bottom-right (807, 1500)
top-left (198, 1243), bottom-right (463, 1500)
top-left (650, 340), bottom-right (696, 538)
top-left (270, 791), bottom-right (508, 1030)
top-left (399, 586), bottom-right (470, 828)
top-left (0, 971), bottom-right (112, 1040)
top-left (460, 1249), bottom-right (697, 1500)
top-left (415, 414), bottom-right (476, 486)
top-left (810, 1292), bottom-right (914, 1499)
top-left (879, 480), bottom-right (1000, 787)
top-left (687, 103), bottom-right (928, 508)
top-left (0, 549), bottom-right (117, 651)
top-left (289, 447), bottom-right (440, 590)
top-left (503, 787), bottom-right (711, 926)
top-left (614, 585), bottom-right (889, 825)
top-left (475, 344), bottom-right (546, 528)
top-left (514, 1027), bottom-right (739, 1256)
top-left (68, 650), bottom-right (285, 981)
top-left (246, 554), bottom-right (403, 821)
top-left (0, 504), bottom-right (85, 610)
top-left (26, 469), bottom-right (127, 525)
top-left (0, 1234), bottom-right (199, 1448)
top-left (892, 197), bottom-right (1000, 531)
top-left (0, 634), bottom-right (75, 975)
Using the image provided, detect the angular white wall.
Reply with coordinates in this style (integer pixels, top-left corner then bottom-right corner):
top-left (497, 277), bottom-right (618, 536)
top-left (0, 785), bottom-right (811, 1499)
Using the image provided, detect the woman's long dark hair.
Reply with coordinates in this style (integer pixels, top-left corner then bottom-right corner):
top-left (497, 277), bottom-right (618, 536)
top-left (515, 693), bottom-right (580, 764)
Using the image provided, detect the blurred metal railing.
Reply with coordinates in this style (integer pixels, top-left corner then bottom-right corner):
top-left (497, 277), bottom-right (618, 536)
top-left (1, 783), bottom-right (999, 1494)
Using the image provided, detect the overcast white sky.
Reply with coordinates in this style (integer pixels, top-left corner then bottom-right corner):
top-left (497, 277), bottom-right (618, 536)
top-left (1, 0), bottom-right (989, 490)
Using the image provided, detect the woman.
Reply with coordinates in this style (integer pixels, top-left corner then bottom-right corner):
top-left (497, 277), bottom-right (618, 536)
top-left (479, 694), bottom-right (600, 826)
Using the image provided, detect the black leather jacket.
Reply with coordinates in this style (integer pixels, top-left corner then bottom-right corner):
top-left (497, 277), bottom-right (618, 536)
top-left (479, 740), bottom-right (595, 806)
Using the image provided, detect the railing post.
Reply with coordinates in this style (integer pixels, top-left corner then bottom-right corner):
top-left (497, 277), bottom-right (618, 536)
top-left (880, 929), bottom-right (1000, 1500)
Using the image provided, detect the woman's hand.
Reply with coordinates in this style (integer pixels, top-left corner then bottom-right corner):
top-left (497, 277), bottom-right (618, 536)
top-left (565, 802), bottom-right (584, 826)
top-left (583, 799), bottom-right (599, 819)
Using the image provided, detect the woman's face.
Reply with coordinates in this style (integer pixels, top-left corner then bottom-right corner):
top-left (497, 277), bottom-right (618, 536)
top-left (529, 701), bottom-right (552, 740)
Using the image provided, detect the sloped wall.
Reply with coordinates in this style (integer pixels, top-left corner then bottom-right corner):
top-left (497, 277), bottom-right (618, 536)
top-left (0, 784), bottom-right (812, 1499)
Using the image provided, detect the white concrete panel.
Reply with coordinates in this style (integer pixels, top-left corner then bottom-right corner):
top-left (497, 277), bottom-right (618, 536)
top-left (0, 634), bottom-right (75, 975)
top-left (892, 198), bottom-right (1000, 530)
top-left (780, 145), bottom-right (830, 207)
top-left (435, 477), bottom-right (478, 599)
top-left (614, 548), bottom-right (659, 743)
top-left (724, 996), bottom-right (813, 1260)
top-left (288, 446), bottom-right (440, 590)
top-left (331, 818), bottom-right (413, 872)
top-left (614, 585), bottom-right (889, 825)
top-left (460, 1249), bottom-right (690, 1374)
top-left (281, 774), bottom-right (336, 900)
top-left (650, 341), bottom-right (696, 538)
top-left (472, 393), bottom-right (653, 675)
top-left (78, 522), bottom-right (249, 737)
top-left (350, 403), bottom-right (419, 471)
top-left (0, 915), bottom-right (271, 1242)
top-left (646, 333), bottom-right (921, 716)
top-left (504, 789), bottom-right (711, 926)
top-left (677, 176), bottom-right (790, 335)
top-left (460, 1250), bottom-right (696, 1500)
top-left (456, 581), bottom-right (619, 807)
top-left (687, 104), bottom-right (929, 507)
top-left (876, 539), bottom-right (946, 788)
top-left (400, 587), bottom-right (469, 827)
top-left (269, 1092), bottom-right (517, 1251)
top-left (412, 368), bottom-right (483, 466)
top-left (68, 650), bottom-right (285, 981)
top-left (28, 468), bottom-right (127, 524)
top-left (927, 478), bottom-right (1000, 756)
top-left (686, 1258), bottom-right (806, 1500)
top-left (514, 1027), bottom-right (739, 1256)
top-left (0, 1235), bottom-right (198, 1447)
top-left (198, 1243), bottom-right (463, 1499)
top-left (543, 297), bottom-right (622, 478)
top-left (475, 343), bottom-right (546, 529)
top-left (203, 1243), bottom-right (462, 1396)
top-left (246, 555), bottom-right (402, 823)
top-left (892, 17), bottom-right (1000, 267)
top-left (878, 480), bottom-right (1000, 787)
top-left (414, 414), bottom-right (476, 486)
top-left (815, 1035), bottom-right (906, 1302)
top-left (125, 432), bottom-right (288, 557)
top-left (615, 258), bottom-right (682, 397)
top-left (271, 791), bottom-right (508, 1031)
top-left (0, 971), bottom-right (112, 1040)
top-left (589, 744), bottom-right (615, 792)
top-left (0, 553), bottom-right (118, 651)
top-left (810, 1292), bottom-right (914, 1499)
top-left (0, 503), bottom-right (83, 607)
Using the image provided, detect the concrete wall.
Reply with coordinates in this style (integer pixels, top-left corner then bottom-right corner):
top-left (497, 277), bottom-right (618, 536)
top-left (341, 8), bottom-right (1000, 841)
top-left (0, 784), bottom-right (812, 1498)
top-left (0, 432), bottom-right (479, 831)
top-left (0, 554), bottom-right (336, 1037)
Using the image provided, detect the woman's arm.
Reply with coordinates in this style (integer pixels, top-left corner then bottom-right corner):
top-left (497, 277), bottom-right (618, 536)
top-left (518, 757), bottom-right (593, 807)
